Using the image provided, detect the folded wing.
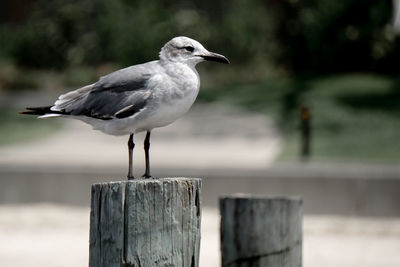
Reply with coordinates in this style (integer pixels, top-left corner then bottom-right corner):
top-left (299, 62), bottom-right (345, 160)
top-left (52, 64), bottom-right (154, 120)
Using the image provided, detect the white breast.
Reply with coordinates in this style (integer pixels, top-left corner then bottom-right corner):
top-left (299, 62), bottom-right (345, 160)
top-left (134, 62), bottom-right (200, 129)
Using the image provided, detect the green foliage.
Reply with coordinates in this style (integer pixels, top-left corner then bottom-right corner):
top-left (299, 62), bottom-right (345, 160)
top-left (267, 0), bottom-right (399, 73)
top-left (2, 0), bottom-right (222, 68)
top-left (8, 0), bottom-right (107, 68)
top-left (1, 0), bottom-right (399, 74)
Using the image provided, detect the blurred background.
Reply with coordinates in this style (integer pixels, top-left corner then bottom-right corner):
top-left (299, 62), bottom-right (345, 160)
top-left (1, 0), bottom-right (400, 266)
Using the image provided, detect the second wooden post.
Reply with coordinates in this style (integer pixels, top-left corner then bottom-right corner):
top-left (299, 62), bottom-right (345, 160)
top-left (220, 195), bottom-right (302, 267)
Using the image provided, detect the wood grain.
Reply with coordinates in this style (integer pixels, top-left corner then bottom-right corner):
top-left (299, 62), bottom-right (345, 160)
top-left (89, 178), bottom-right (202, 267)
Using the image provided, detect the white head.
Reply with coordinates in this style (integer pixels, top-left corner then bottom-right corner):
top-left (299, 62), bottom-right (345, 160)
top-left (159, 36), bottom-right (229, 67)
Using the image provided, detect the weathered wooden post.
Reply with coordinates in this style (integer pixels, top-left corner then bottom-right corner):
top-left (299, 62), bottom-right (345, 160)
top-left (220, 195), bottom-right (302, 267)
top-left (89, 178), bottom-right (202, 267)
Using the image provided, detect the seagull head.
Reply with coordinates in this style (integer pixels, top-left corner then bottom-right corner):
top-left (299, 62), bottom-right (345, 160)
top-left (159, 36), bottom-right (230, 66)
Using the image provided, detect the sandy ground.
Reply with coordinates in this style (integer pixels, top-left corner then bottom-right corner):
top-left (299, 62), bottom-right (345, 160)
top-left (0, 204), bottom-right (400, 267)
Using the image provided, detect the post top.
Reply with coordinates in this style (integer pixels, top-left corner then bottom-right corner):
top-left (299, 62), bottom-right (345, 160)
top-left (220, 194), bottom-right (302, 202)
top-left (92, 177), bottom-right (202, 186)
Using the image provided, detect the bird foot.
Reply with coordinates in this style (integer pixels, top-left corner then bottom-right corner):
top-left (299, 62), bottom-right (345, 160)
top-left (142, 174), bottom-right (152, 179)
top-left (127, 174), bottom-right (135, 180)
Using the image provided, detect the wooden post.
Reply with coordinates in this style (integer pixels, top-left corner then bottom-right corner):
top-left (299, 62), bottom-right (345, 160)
top-left (89, 178), bottom-right (202, 267)
top-left (220, 195), bottom-right (302, 267)
top-left (300, 105), bottom-right (311, 160)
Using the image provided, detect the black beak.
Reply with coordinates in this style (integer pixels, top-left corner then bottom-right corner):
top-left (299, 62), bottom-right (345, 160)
top-left (201, 52), bottom-right (230, 64)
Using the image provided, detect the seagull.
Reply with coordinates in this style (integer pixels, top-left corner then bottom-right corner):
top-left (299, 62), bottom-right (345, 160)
top-left (20, 36), bottom-right (229, 180)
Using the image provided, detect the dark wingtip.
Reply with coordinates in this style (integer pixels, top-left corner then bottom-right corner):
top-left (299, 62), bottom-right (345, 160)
top-left (19, 106), bottom-right (54, 116)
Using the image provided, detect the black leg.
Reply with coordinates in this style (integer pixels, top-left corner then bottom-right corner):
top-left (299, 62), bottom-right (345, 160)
top-left (127, 133), bottom-right (135, 180)
top-left (142, 130), bottom-right (152, 178)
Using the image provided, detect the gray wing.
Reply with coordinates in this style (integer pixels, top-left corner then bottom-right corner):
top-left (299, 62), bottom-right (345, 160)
top-left (61, 64), bottom-right (155, 120)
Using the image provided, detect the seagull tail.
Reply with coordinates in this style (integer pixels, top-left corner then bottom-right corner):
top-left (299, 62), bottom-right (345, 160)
top-left (19, 106), bottom-right (66, 118)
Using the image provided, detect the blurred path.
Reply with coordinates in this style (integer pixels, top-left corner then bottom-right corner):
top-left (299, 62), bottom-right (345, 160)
top-left (0, 102), bottom-right (282, 174)
top-left (1, 204), bottom-right (399, 267)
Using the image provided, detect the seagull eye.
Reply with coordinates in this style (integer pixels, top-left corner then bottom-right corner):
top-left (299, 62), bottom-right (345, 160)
top-left (183, 46), bottom-right (194, 52)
